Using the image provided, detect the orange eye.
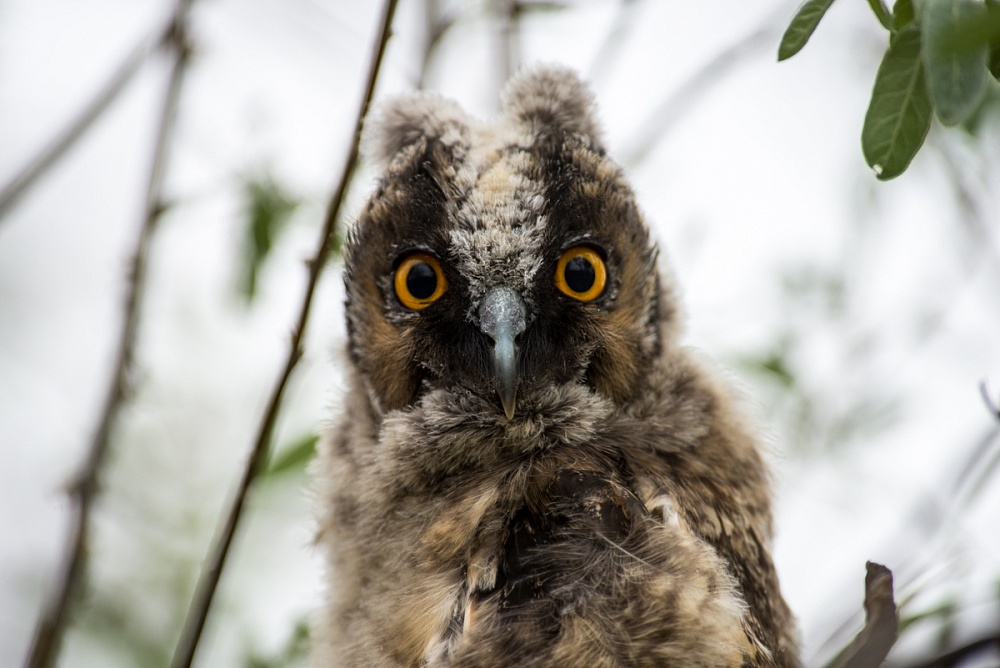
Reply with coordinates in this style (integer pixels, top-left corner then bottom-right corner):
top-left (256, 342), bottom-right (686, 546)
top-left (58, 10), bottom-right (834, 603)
top-left (555, 246), bottom-right (606, 302)
top-left (394, 252), bottom-right (447, 310)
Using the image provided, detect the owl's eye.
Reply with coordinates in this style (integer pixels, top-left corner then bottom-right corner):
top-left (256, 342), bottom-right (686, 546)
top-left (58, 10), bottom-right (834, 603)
top-left (555, 246), bottom-right (606, 301)
top-left (394, 252), bottom-right (447, 310)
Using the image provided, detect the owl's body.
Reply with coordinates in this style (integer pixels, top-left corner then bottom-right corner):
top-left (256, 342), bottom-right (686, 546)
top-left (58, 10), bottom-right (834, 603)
top-left (315, 68), bottom-right (798, 667)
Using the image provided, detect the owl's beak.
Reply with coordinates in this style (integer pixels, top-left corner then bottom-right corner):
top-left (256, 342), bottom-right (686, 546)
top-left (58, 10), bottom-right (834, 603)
top-left (478, 286), bottom-right (526, 420)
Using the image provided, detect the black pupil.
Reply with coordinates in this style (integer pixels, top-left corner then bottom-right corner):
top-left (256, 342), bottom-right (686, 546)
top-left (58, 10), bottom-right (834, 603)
top-left (406, 262), bottom-right (438, 300)
top-left (564, 256), bottom-right (596, 293)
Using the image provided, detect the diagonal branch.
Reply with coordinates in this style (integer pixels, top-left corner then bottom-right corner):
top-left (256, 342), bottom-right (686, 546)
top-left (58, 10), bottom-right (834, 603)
top-left (167, 1), bottom-right (400, 666)
top-left (23, 2), bottom-right (195, 667)
top-left (587, 0), bottom-right (642, 86)
top-left (981, 380), bottom-right (1000, 421)
top-left (496, 0), bottom-right (522, 92)
top-left (619, 5), bottom-right (788, 167)
top-left (887, 632), bottom-right (1000, 668)
top-left (416, 0), bottom-right (458, 90)
top-left (0, 17), bottom-right (173, 225)
top-left (835, 562), bottom-right (900, 668)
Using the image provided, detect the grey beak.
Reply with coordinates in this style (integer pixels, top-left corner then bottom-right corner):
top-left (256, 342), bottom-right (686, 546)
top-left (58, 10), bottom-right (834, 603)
top-left (478, 286), bottom-right (527, 419)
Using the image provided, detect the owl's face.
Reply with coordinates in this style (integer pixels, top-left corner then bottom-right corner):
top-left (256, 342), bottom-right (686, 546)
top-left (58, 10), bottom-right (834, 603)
top-left (344, 69), bottom-right (673, 418)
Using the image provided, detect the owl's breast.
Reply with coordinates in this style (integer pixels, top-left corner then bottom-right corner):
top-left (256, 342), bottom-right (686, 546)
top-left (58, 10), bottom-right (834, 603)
top-left (415, 460), bottom-right (750, 667)
top-left (323, 374), bottom-right (765, 668)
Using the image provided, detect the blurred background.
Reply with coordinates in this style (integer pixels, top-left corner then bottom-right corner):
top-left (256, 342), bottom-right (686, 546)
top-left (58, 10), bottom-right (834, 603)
top-left (2, 0), bottom-right (999, 666)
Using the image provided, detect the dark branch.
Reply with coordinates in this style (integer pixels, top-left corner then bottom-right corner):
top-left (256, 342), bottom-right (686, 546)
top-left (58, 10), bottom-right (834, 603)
top-left (980, 381), bottom-right (1000, 421)
top-left (835, 562), bottom-right (899, 668)
top-left (497, 0), bottom-right (522, 92)
top-left (23, 2), bottom-right (195, 667)
top-left (587, 0), bottom-right (641, 85)
top-left (416, 0), bottom-right (457, 90)
top-left (887, 633), bottom-right (1000, 668)
top-left (0, 18), bottom-right (171, 224)
top-left (167, 1), bottom-right (400, 666)
top-left (929, 134), bottom-right (1000, 281)
top-left (620, 6), bottom-right (786, 167)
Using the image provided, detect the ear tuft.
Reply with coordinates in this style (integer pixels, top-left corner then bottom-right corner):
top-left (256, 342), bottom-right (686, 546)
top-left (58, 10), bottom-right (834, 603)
top-left (501, 65), bottom-right (602, 145)
top-left (364, 92), bottom-right (471, 170)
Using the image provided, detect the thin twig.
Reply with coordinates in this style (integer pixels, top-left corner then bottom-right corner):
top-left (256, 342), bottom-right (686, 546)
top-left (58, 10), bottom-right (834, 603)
top-left (887, 632), bottom-right (1000, 668)
top-left (586, 0), bottom-right (642, 86)
top-left (415, 0), bottom-right (457, 90)
top-left (619, 4), bottom-right (790, 167)
top-left (929, 133), bottom-right (1000, 280)
top-left (497, 0), bottom-right (521, 90)
top-left (0, 18), bottom-right (172, 224)
top-left (23, 2), bottom-right (195, 667)
top-left (810, 425), bottom-right (1000, 665)
top-left (168, 1), bottom-right (399, 666)
top-left (833, 563), bottom-right (899, 668)
top-left (980, 381), bottom-right (1000, 421)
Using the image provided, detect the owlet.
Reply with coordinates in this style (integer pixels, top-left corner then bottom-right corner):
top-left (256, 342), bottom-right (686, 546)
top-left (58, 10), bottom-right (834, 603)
top-left (314, 66), bottom-right (799, 668)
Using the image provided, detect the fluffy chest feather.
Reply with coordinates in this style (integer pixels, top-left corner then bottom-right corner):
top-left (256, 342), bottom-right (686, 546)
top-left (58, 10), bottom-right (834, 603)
top-left (334, 385), bottom-right (752, 667)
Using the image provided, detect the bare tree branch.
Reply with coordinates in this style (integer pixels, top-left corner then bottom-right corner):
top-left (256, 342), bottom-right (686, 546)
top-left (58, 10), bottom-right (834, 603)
top-left (496, 0), bottom-right (522, 95)
top-left (812, 424), bottom-right (1000, 665)
top-left (980, 380), bottom-right (1000, 421)
top-left (416, 0), bottom-right (457, 90)
top-left (834, 562), bottom-right (900, 668)
top-left (887, 633), bottom-right (1000, 668)
top-left (0, 18), bottom-right (172, 225)
top-left (587, 0), bottom-right (642, 86)
top-left (22, 2), bottom-right (196, 667)
top-left (620, 6), bottom-right (788, 167)
top-left (928, 133), bottom-right (1000, 280)
top-left (168, 1), bottom-right (400, 666)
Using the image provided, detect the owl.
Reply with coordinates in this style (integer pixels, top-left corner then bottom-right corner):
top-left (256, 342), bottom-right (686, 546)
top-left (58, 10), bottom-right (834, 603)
top-left (314, 66), bottom-right (799, 668)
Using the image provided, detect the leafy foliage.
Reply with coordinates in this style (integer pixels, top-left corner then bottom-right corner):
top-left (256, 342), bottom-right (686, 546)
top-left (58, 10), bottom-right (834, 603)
top-left (265, 433), bottom-right (319, 478)
top-left (778, 0), bottom-right (838, 61)
top-left (240, 173), bottom-right (300, 302)
top-left (862, 24), bottom-right (933, 180)
top-left (245, 618), bottom-right (310, 668)
top-left (781, 0), bottom-right (1000, 179)
top-left (868, 0), bottom-right (894, 30)
top-left (921, 0), bottom-right (989, 126)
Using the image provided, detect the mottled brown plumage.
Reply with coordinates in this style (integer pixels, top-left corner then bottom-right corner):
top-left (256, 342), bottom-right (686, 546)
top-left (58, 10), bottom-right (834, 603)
top-left (314, 66), bottom-right (799, 667)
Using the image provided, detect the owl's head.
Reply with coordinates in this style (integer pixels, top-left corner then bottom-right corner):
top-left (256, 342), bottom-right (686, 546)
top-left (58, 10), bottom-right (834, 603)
top-left (343, 66), bottom-right (679, 419)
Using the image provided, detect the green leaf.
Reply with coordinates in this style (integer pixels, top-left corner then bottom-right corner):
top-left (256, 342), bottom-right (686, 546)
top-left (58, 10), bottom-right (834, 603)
top-left (862, 24), bottom-right (933, 180)
top-left (245, 618), bottom-right (311, 668)
top-left (241, 173), bottom-right (299, 302)
top-left (960, 77), bottom-right (1000, 134)
top-left (328, 227), bottom-right (344, 260)
top-left (778, 0), bottom-right (838, 61)
top-left (892, 0), bottom-right (915, 32)
top-left (936, 0), bottom-right (1000, 51)
top-left (988, 1), bottom-right (1000, 79)
top-left (921, 0), bottom-right (989, 125)
top-left (898, 600), bottom-right (957, 633)
top-left (868, 0), bottom-right (893, 30)
top-left (518, 1), bottom-right (570, 13)
top-left (265, 433), bottom-right (319, 477)
top-left (742, 346), bottom-right (797, 390)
